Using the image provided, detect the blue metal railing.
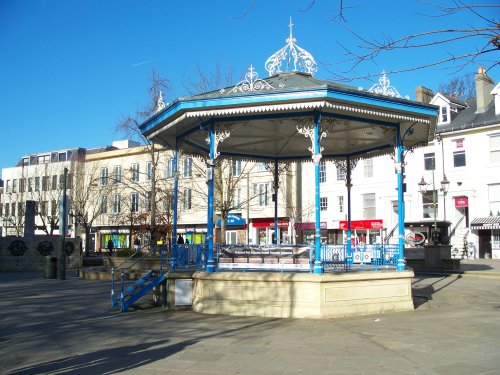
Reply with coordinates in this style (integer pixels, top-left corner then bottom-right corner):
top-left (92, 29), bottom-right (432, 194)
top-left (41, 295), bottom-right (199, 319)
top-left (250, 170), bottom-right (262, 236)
top-left (212, 243), bottom-right (400, 273)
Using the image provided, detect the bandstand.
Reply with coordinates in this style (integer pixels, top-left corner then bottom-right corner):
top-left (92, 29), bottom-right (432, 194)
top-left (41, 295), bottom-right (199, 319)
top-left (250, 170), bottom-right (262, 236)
top-left (140, 22), bottom-right (438, 318)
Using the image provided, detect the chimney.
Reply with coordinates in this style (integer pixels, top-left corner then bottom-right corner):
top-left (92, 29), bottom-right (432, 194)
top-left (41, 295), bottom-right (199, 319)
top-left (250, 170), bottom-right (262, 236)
top-left (415, 86), bottom-right (434, 104)
top-left (474, 66), bottom-right (494, 113)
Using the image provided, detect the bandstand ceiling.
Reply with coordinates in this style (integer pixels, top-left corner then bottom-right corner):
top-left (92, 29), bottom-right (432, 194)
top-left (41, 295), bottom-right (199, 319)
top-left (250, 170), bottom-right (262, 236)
top-left (140, 71), bottom-right (437, 162)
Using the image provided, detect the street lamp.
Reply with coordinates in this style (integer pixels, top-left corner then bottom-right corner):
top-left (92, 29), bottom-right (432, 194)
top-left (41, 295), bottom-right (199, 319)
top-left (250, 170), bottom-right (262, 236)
top-left (418, 174), bottom-right (438, 244)
top-left (440, 174), bottom-right (450, 221)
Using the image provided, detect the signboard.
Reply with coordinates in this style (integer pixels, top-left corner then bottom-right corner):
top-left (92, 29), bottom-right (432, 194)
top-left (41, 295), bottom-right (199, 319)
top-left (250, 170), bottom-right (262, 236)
top-left (339, 219), bottom-right (383, 230)
top-left (217, 245), bottom-right (311, 271)
top-left (455, 196), bottom-right (468, 208)
top-left (406, 231), bottom-right (426, 246)
top-left (294, 222), bottom-right (327, 230)
top-left (215, 214), bottom-right (246, 227)
top-left (252, 218), bottom-right (289, 228)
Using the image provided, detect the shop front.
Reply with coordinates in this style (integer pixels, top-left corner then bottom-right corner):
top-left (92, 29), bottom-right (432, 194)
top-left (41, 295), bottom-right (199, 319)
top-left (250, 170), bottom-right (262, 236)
top-left (177, 225), bottom-right (207, 245)
top-left (252, 217), bottom-right (289, 244)
top-left (295, 222), bottom-right (331, 245)
top-left (98, 228), bottom-right (130, 252)
top-left (339, 219), bottom-right (384, 244)
top-left (471, 217), bottom-right (500, 259)
top-left (216, 214), bottom-right (246, 244)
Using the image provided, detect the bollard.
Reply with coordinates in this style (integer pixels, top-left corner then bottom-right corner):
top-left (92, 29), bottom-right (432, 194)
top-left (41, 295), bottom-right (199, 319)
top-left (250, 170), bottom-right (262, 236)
top-left (44, 256), bottom-right (57, 279)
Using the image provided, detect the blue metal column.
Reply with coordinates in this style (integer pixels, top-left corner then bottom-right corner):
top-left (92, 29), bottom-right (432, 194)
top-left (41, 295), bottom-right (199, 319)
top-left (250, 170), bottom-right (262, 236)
top-left (273, 160), bottom-right (279, 245)
top-left (313, 113), bottom-right (323, 274)
top-left (396, 126), bottom-right (406, 271)
top-left (172, 145), bottom-right (179, 269)
top-left (206, 124), bottom-right (216, 272)
top-left (346, 157), bottom-right (352, 270)
top-left (172, 145), bottom-right (179, 243)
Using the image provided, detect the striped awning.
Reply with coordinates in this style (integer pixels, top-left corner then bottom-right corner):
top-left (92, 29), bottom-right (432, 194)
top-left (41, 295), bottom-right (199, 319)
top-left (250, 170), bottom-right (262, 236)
top-left (471, 217), bottom-right (500, 230)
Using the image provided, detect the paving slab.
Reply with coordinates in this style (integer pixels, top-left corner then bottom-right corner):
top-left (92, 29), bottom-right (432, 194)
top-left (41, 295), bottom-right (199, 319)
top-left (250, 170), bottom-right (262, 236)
top-left (1, 265), bottom-right (500, 374)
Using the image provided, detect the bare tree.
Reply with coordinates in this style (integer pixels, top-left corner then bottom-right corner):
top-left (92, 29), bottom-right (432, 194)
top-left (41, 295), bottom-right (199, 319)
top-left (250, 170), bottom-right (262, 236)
top-left (437, 75), bottom-right (476, 100)
top-left (116, 69), bottom-right (174, 244)
top-left (332, 1), bottom-right (499, 80)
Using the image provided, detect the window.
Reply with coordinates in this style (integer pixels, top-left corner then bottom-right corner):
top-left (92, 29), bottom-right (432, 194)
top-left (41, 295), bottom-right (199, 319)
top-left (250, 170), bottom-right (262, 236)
top-left (52, 175), bottom-right (58, 190)
top-left (257, 162), bottom-right (267, 172)
top-left (254, 183), bottom-right (270, 206)
top-left (6, 180), bottom-right (10, 193)
top-left (131, 192), bottom-right (139, 213)
top-left (12, 179), bottom-right (17, 193)
top-left (422, 190), bottom-right (438, 219)
top-left (42, 176), bottom-right (48, 191)
top-left (320, 197), bottom-right (328, 211)
top-left (0, 204), bottom-right (3, 217)
top-left (182, 188), bottom-right (192, 210)
top-left (362, 193), bottom-right (376, 219)
top-left (338, 196), bottom-right (344, 213)
top-left (166, 158), bottom-right (174, 179)
top-left (5, 203), bottom-right (9, 216)
top-left (453, 150), bottom-right (466, 167)
top-left (440, 106), bottom-right (448, 123)
top-left (183, 157), bottom-right (192, 178)
top-left (28, 178), bottom-right (33, 192)
top-left (113, 194), bottom-right (121, 214)
top-left (37, 155), bottom-right (50, 164)
top-left (131, 163), bottom-right (139, 182)
top-left (51, 200), bottom-right (57, 216)
top-left (18, 202), bottom-right (24, 217)
top-left (490, 134), bottom-right (500, 163)
top-left (100, 195), bottom-right (107, 214)
top-left (146, 162), bottom-right (152, 181)
top-left (22, 157), bottom-right (29, 166)
top-left (114, 165), bottom-right (122, 184)
top-left (67, 173), bottom-right (73, 189)
top-left (35, 177), bottom-right (40, 192)
top-left (226, 231), bottom-right (237, 244)
top-left (20, 178), bottom-right (25, 193)
top-left (40, 201), bottom-right (47, 216)
top-left (364, 159), bottom-right (373, 178)
top-left (424, 153), bottom-right (435, 170)
top-left (101, 167), bottom-right (108, 186)
top-left (234, 188), bottom-right (241, 207)
top-left (336, 167), bottom-right (346, 181)
top-left (11, 202), bottom-right (16, 217)
top-left (145, 191), bottom-right (151, 211)
top-left (319, 160), bottom-right (326, 183)
top-left (232, 160), bottom-right (242, 177)
top-left (489, 184), bottom-right (500, 216)
top-left (58, 152), bottom-right (67, 162)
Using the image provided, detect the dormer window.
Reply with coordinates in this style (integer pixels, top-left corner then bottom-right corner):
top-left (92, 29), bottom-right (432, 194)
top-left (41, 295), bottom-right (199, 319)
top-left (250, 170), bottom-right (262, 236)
top-left (440, 106), bottom-right (448, 123)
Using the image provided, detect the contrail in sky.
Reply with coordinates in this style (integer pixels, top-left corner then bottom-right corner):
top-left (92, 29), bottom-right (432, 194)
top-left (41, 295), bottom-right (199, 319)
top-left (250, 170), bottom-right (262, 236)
top-left (131, 58), bottom-right (164, 67)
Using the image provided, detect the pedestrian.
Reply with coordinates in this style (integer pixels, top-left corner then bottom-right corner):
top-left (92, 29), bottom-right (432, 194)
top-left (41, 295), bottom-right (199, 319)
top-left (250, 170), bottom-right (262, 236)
top-left (177, 235), bottom-right (184, 244)
top-left (134, 237), bottom-right (140, 251)
top-left (185, 239), bottom-right (189, 245)
top-left (107, 239), bottom-right (114, 256)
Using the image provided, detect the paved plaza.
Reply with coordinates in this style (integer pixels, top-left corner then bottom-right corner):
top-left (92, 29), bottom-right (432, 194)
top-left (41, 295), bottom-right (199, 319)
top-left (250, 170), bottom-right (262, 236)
top-left (1, 261), bottom-right (500, 374)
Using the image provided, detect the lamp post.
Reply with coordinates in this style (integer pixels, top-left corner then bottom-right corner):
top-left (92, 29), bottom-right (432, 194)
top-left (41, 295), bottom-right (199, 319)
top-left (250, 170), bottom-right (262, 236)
top-left (418, 173), bottom-right (438, 244)
top-left (440, 174), bottom-right (450, 221)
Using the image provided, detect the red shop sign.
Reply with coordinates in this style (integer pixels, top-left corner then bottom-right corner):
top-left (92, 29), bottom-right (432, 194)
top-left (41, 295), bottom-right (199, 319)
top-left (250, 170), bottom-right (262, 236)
top-left (455, 196), bottom-right (468, 208)
top-left (339, 219), bottom-right (383, 230)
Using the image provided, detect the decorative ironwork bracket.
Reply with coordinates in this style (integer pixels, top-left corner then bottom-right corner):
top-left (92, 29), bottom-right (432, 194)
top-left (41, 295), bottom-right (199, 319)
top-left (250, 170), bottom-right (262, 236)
top-left (205, 127), bottom-right (231, 161)
top-left (296, 118), bottom-right (329, 164)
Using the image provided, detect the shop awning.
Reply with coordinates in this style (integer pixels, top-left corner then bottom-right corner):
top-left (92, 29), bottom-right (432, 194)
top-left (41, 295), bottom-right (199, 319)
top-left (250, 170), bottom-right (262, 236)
top-left (216, 214), bottom-right (246, 227)
top-left (339, 219), bottom-right (384, 230)
top-left (471, 217), bottom-right (500, 230)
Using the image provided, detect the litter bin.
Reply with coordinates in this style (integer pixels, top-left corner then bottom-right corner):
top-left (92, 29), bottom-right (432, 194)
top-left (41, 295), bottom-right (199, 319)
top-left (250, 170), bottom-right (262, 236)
top-left (44, 256), bottom-right (57, 279)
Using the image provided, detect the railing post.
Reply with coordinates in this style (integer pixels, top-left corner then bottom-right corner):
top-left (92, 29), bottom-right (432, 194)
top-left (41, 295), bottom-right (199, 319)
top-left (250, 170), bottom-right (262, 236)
top-left (110, 266), bottom-right (115, 307)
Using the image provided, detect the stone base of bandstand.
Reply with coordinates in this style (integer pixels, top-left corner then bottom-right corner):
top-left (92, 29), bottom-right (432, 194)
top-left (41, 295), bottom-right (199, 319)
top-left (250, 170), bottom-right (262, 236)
top-left (192, 269), bottom-right (415, 319)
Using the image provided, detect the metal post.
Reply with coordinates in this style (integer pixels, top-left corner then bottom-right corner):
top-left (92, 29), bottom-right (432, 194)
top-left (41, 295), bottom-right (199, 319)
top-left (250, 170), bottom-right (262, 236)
top-left (396, 127), bottom-right (406, 271)
top-left (313, 113), bottom-right (323, 274)
top-left (172, 146), bottom-right (179, 269)
top-left (273, 160), bottom-right (279, 245)
top-left (206, 124), bottom-right (216, 272)
top-left (59, 167), bottom-right (68, 280)
top-left (346, 157), bottom-right (352, 270)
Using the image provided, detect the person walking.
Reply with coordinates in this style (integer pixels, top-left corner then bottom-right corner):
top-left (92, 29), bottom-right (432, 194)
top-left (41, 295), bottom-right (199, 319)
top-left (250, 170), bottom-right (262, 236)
top-left (134, 237), bottom-right (140, 251)
top-left (107, 239), bottom-right (114, 256)
top-left (177, 235), bottom-right (184, 244)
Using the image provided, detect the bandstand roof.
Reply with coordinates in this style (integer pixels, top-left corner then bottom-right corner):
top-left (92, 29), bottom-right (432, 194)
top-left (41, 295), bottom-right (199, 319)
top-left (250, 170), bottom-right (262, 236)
top-left (140, 70), bottom-right (437, 162)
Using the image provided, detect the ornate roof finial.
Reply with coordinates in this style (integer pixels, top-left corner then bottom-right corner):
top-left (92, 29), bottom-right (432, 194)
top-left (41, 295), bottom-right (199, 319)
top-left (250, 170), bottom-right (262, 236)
top-left (155, 90), bottom-right (166, 112)
top-left (265, 17), bottom-right (318, 77)
top-left (365, 71), bottom-right (409, 99)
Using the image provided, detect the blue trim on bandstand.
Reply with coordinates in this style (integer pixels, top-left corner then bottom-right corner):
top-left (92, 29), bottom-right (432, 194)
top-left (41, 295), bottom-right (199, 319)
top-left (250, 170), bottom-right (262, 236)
top-left (313, 113), bottom-right (323, 274)
top-left (396, 126), bottom-right (406, 271)
top-left (206, 124), bottom-right (216, 272)
top-left (172, 146), bottom-right (179, 270)
top-left (140, 86), bottom-right (437, 135)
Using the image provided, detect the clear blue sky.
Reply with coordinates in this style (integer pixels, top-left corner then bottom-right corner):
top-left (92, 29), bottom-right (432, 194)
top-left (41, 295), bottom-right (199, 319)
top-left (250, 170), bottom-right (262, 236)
top-left (1, 0), bottom-right (498, 174)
